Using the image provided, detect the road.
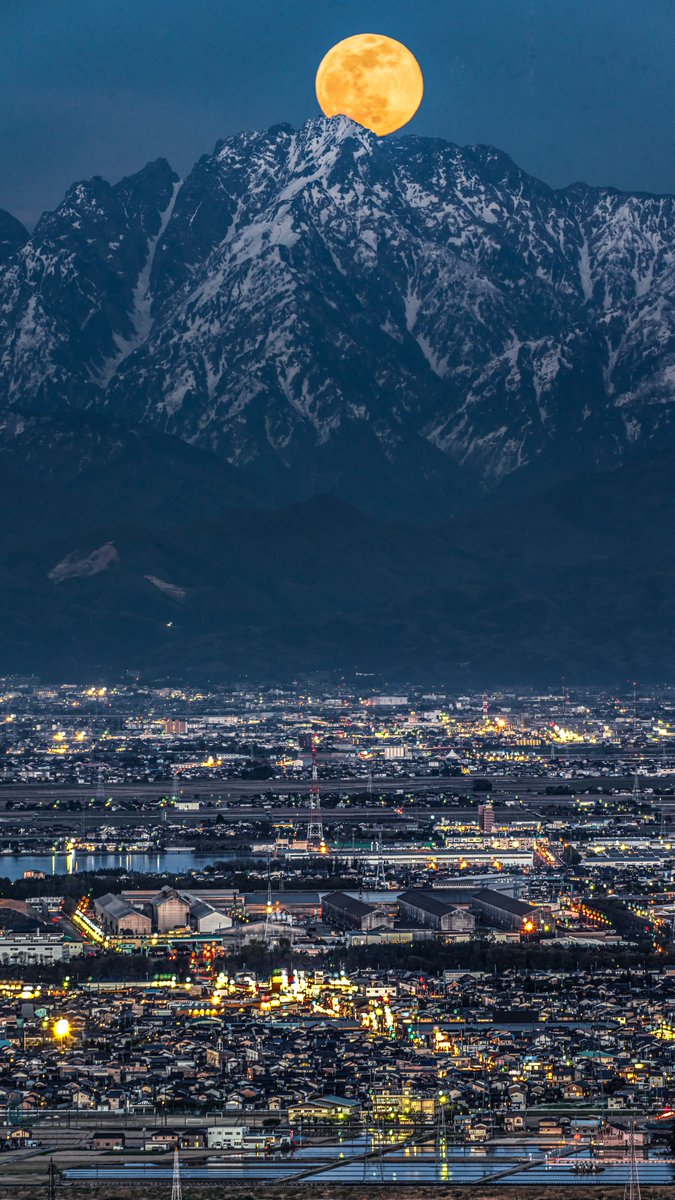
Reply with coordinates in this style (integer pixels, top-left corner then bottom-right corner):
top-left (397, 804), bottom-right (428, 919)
top-left (0, 771), bottom-right (673, 806)
top-left (0, 769), bottom-right (669, 838)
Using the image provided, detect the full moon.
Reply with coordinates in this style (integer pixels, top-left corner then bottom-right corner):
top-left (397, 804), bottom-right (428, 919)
top-left (315, 33), bottom-right (424, 137)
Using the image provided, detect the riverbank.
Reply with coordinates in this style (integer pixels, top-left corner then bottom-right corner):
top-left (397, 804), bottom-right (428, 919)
top-left (5, 1186), bottom-right (675, 1200)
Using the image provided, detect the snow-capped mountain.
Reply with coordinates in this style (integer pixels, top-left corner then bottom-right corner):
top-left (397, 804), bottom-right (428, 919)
top-left (2, 116), bottom-right (675, 504)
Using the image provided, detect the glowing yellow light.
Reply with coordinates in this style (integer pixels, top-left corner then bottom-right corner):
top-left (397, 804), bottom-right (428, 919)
top-left (53, 1017), bottom-right (70, 1039)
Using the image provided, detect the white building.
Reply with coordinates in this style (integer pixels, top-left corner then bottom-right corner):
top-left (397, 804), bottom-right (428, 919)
top-left (207, 1126), bottom-right (265, 1150)
top-left (0, 933), bottom-right (80, 964)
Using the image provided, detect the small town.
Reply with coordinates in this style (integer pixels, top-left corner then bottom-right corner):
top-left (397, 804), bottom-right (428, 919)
top-left (0, 683), bottom-right (669, 1192)
top-left (0, 960), bottom-right (673, 1189)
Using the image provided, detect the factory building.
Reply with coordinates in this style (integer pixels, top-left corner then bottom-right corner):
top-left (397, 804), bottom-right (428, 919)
top-left (150, 887), bottom-right (191, 932)
top-left (189, 900), bottom-right (232, 934)
top-left (95, 894), bottom-right (152, 936)
top-left (471, 888), bottom-right (550, 932)
top-left (103, 887), bottom-right (232, 935)
top-left (398, 890), bottom-right (476, 932)
top-left (242, 892), bottom-right (322, 921)
top-left (322, 891), bottom-right (395, 932)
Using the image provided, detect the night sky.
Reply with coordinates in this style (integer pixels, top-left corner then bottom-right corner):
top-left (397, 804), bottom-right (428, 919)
top-left (4, 0), bottom-right (675, 226)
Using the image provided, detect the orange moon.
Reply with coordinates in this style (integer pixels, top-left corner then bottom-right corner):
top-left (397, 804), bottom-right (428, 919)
top-left (315, 33), bottom-right (424, 137)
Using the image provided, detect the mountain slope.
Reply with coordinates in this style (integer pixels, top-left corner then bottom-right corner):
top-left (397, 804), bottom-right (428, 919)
top-left (1, 119), bottom-right (675, 682)
top-left (1, 119), bottom-right (675, 513)
top-left (0, 419), bottom-right (673, 683)
top-left (0, 210), bottom-right (27, 267)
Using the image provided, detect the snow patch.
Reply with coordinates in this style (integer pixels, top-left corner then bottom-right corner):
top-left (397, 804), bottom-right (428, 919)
top-left (49, 542), bottom-right (119, 583)
top-left (144, 575), bottom-right (187, 602)
top-left (100, 180), bottom-right (182, 385)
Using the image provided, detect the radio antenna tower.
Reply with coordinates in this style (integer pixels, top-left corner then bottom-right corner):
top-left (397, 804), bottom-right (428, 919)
top-left (623, 1121), bottom-right (641, 1200)
top-left (306, 734), bottom-right (324, 850)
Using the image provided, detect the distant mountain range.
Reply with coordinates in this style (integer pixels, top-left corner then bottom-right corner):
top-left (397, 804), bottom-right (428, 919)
top-left (1, 117), bottom-right (674, 683)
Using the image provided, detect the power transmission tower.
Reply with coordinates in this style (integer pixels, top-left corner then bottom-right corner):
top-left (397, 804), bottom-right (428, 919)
top-left (436, 1100), bottom-right (448, 1170)
top-left (306, 734), bottom-right (324, 849)
top-left (171, 769), bottom-right (180, 805)
top-left (47, 1158), bottom-right (57, 1200)
top-left (623, 1121), bottom-right (641, 1200)
top-left (264, 863), bottom-right (274, 941)
top-left (374, 838), bottom-right (386, 889)
top-left (171, 1147), bottom-right (182, 1200)
top-left (632, 773), bottom-right (642, 806)
top-left (561, 679), bottom-right (569, 755)
top-left (96, 763), bottom-right (105, 803)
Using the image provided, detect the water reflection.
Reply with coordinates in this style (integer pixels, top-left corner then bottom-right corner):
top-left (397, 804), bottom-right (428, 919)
top-left (0, 850), bottom-right (232, 881)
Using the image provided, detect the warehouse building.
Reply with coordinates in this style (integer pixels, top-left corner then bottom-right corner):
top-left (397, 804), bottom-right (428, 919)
top-left (100, 888), bottom-right (231, 935)
top-left (189, 899), bottom-right (232, 934)
top-left (95, 894), bottom-right (152, 936)
top-left (471, 888), bottom-right (550, 932)
top-left (398, 890), bottom-right (476, 932)
top-left (322, 891), bottom-right (394, 932)
top-left (150, 887), bottom-right (191, 932)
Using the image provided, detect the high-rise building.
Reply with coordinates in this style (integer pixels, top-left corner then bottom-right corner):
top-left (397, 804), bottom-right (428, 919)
top-left (164, 718), bottom-right (187, 735)
top-left (478, 801), bottom-right (495, 835)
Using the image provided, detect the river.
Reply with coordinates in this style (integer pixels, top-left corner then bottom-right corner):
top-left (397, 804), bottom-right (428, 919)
top-left (0, 850), bottom-right (238, 881)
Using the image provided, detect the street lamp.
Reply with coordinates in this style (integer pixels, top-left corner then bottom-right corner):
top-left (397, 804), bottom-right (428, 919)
top-left (53, 1017), bottom-right (71, 1041)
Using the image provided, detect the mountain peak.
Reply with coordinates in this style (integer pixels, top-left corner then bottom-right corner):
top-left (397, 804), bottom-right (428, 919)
top-left (1, 123), bottom-right (675, 508)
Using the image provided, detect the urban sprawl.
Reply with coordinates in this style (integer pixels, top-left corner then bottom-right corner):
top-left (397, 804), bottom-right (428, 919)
top-left (0, 681), bottom-right (674, 1191)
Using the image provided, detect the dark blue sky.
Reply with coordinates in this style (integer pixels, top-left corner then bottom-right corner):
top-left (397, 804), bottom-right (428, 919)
top-left (4, 0), bottom-right (675, 226)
